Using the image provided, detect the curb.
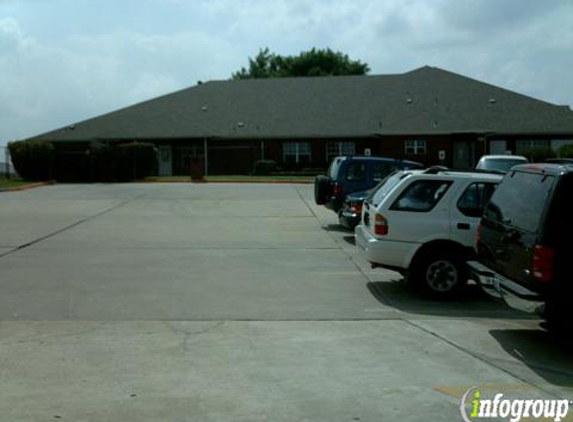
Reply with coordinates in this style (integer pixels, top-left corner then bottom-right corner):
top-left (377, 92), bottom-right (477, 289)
top-left (0, 181), bottom-right (54, 192)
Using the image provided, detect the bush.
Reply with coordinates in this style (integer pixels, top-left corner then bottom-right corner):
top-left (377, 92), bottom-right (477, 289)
top-left (522, 147), bottom-right (555, 163)
top-left (557, 144), bottom-right (573, 158)
top-left (252, 160), bottom-right (277, 175)
top-left (8, 140), bottom-right (55, 181)
top-left (114, 142), bottom-right (158, 181)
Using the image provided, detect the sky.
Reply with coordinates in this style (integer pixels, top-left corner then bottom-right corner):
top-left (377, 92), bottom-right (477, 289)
top-left (1, 0), bottom-right (572, 148)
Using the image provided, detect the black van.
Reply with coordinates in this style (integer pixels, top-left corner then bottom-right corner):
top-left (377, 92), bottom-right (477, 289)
top-left (468, 163), bottom-right (573, 338)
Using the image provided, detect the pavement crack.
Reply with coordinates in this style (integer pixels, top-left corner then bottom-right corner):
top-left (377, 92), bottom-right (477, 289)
top-left (0, 190), bottom-right (154, 259)
top-left (165, 321), bottom-right (225, 353)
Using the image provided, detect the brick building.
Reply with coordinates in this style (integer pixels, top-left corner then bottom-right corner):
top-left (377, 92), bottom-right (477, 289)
top-left (28, 66), bottom-right (573, 176)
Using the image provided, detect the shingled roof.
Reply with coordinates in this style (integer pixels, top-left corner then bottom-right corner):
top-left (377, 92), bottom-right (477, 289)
top-left (30, 66), bottom-right (573, 142)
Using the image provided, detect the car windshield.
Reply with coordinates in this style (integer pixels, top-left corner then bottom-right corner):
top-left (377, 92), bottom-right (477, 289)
top-left (479, 158), bottom-right (527, 172)
top-left (368, 170), bottom-right (411, 206)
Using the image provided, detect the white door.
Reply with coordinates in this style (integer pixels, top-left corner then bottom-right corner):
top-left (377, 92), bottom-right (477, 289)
top-left (158, 146), bottom-right (172, 176)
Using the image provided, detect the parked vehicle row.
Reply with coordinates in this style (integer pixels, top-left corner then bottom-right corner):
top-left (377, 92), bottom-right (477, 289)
top-left (315, 155), bottom-right (573, 340)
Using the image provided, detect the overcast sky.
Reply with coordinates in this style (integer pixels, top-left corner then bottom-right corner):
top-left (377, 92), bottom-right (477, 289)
top-left (1, 0), bottom-right (572, 147)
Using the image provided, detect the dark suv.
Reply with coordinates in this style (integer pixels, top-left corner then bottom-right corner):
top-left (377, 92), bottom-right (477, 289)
top-left (468, 164), bottom-right (573, 338)
top-left (314, 156), bottom-right (423, 213)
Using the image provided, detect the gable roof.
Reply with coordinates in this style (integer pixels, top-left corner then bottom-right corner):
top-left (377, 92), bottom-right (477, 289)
top-left (29, 66), bottom-right (573, 142)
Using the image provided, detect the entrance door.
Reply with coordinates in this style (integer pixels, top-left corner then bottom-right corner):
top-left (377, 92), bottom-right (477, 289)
top-left (453, 140), bottom-right (473, 169)
top-left (158, 145), bottom-right (172, 176)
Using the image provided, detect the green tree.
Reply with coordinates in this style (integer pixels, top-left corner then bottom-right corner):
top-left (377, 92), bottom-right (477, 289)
top-left (232, 47), bottom-right (370, 79)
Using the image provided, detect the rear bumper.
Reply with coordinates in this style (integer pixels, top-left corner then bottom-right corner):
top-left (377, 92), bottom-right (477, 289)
top-left (338, 210), bottom-right (360, 230)
top-left (467, 261), bottom-right (545, 315)
top-left (355, 225), bottom-right (416, 270)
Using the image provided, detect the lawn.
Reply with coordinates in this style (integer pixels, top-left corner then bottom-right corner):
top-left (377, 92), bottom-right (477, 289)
top-left (0, 178), bottom-right (35, 189)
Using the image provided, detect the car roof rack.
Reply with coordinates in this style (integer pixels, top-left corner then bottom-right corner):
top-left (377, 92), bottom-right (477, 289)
top-left (423, 166), bottom-right (504, 176)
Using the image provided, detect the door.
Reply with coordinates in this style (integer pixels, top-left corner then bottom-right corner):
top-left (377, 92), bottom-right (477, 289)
top-left (453, 140), bottom-right (472, 169)
top-left (450, 181), bottom-right (498, 247)
top-left (158, 145), bottom-right (172, 176)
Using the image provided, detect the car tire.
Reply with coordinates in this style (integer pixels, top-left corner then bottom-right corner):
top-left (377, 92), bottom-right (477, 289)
top-left (544, 298), bottom-right (573, 344)
top-left (314, 175), bottom-right (332, 205)
top-left (410, 249), bottom-right (467, 299)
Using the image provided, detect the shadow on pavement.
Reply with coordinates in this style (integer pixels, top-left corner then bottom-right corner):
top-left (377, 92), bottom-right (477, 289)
top-left (321, 224), bottom-right (352, 233)
top-left (367, 279), bottom-right (533, 319)
top-left (342, 236), bottom-right (355, 246)
top-left (489, 329), bottom-right (573, 388)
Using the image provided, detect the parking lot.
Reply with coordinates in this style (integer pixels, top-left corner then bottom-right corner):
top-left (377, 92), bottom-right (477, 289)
top-left (1, 183), bottom-right (571, 421)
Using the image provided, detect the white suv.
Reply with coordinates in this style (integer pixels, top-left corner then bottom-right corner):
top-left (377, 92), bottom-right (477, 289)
top-left (355, 168), bottom-right (502, 298)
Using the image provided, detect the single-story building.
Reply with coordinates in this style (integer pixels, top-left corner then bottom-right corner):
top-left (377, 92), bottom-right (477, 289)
top-left (27, 66), bottom-right (573, 178)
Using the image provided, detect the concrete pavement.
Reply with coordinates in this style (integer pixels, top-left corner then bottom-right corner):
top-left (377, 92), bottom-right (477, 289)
top-left (0, 183), bottom-right (571, 421)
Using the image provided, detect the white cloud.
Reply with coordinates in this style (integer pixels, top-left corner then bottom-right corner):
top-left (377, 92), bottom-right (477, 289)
top-left (0, 0), bottom-right (572, 146)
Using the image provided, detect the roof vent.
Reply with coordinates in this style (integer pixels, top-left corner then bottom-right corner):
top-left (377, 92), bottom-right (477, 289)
top-left (237, 122), bottom-right (245, 128)
top-left (67, 124), bottom-right (76, 131)
top-left (406, 98), bottom-right (413, 104)
top-left (201, 106), bottom-right (208, 112)
top-left (489, 98), bottom-right (496, 104)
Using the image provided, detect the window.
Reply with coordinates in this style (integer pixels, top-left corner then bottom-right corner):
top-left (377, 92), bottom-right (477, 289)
top-left (372, 163), bottom-right (397, 182)
top-left (515, 140), bottom-right (550, 154)
top-left (345, 162), bottom-right (366, 181)
top-left (405, 140), bottom-right (427, 155)
top-left (391, 180), bottom-right (452, 212)
top-left (283, 142), bottom-right (311, 164)
top-left (484, 172), bottom-right (555, 230)
top-left (326, 141), bottom-right (355, 161)
top-left (457, 183), bottom-right (498, 217)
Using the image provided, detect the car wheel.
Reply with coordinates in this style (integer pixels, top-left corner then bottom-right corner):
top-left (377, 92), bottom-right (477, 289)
top-left (544, 299), bottom-right (573, 344)
top-left (412, 250), bottom-right (467, 299)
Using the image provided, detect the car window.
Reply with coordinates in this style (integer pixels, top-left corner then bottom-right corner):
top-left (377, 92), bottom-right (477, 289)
top-left (457, 182), bottom-right (497, 217)
top-left (391, 180), bottom-right (452, 212)
top-left (484, 172), bottom-right (554, 231)
top-left (327, 157), bottom-right (344, 179)
top-left (369, 170), bottom-right (406, 206)
top-left (478, 158), bottom-right (527, 172)
top-left (345, 162), bottom-right (367, 181)
top-left (372, 163), bottom-right (396, 182)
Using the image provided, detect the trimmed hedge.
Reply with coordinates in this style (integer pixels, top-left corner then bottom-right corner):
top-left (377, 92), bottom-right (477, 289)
top-left (522, 147), bottom-right (555, 163)
top-left (252, 160), bottom-right (277, 175)
top-left (558, 144), bottom-right (573, 158)
top-left (8, 140), bottom-right (55, 181)
top-left (113, 142), bottom-right (158, 181)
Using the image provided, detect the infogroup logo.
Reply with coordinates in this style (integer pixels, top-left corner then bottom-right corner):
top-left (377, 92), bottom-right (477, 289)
top-left (460, 387), bottom-right (571, 422)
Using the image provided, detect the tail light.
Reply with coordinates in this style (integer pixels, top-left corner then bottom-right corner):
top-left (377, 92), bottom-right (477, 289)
top-left (350, 203), bottom-right (363, 215)
top-left (333, 182), bottom-right (343, 198)
top-left (532, 245), bottom-right (554, 283)
top-left (374, 213), bottom-right (388, 236)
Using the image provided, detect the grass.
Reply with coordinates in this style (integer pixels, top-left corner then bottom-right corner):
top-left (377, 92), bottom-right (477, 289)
top-left (143, 174), bottom-right (314, 183)
top-left (0, 178), bottom-right (36, 189)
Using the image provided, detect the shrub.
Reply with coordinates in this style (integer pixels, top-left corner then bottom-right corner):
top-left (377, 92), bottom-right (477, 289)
top-left (252, 160), bottom-right (277, 175)
top-left (8, 140), bottom-right (55, 181)
top-left (114, 142), bottom-right (158, 181)
top-left (522, 147), bottom-right (555, 163)
top-left (557, 144), bottom-right (573, 158)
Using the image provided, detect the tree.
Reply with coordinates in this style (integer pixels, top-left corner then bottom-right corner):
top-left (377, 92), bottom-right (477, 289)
top-left (232, 47), bottom-right (370, 79)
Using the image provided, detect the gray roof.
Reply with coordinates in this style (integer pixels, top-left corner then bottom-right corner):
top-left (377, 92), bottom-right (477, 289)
top-left (30, 66), bottom-right (573, 142)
